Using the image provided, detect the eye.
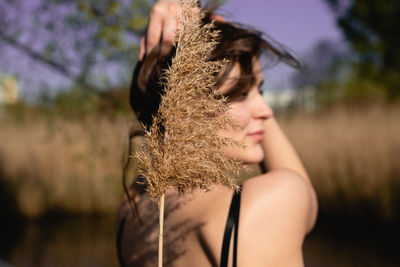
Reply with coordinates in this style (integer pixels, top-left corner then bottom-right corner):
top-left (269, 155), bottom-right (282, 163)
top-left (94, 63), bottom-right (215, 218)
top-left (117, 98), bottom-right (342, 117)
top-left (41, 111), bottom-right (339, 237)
top-left (233, 90), bottom-right (249, 101)
top-left (258, 80), bottom-right (264, 95)
top-left (241, 90), bottom-right (250, 97)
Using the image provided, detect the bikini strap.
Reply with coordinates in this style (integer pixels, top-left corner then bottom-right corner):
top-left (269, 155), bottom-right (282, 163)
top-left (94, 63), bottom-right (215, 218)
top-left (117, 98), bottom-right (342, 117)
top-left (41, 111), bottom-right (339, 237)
top-left (220, 188), bottom-right (241, 267)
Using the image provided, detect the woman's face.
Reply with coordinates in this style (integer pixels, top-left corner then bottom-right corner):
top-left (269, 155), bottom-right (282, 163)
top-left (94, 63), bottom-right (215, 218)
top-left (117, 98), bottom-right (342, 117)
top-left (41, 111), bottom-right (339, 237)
top-left (218, 60), bottom-right (273, 164)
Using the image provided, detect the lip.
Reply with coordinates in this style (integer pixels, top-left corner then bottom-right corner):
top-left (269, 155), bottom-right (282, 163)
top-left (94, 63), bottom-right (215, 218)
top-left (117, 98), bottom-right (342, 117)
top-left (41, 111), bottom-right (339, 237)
top-left (247, 129), bottom-right (264, 142)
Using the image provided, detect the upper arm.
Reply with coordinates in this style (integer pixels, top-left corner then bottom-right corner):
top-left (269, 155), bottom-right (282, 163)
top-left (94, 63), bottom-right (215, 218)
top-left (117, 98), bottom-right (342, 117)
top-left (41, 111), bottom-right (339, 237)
top-left (239, 170), bottom-right (317, 266)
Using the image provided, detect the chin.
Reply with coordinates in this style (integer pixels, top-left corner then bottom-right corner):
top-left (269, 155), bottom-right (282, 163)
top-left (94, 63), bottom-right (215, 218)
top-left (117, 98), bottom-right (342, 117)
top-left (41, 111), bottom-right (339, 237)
top-left (241, 148), bottom-right (264, 164)
top-left (224, 144), bottom-right (264, 164)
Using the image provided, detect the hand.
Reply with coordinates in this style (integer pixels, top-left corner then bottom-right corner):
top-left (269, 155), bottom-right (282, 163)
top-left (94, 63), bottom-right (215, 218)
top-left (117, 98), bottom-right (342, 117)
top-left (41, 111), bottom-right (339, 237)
top-left (139, 0), bottom-right (225, 61)
top-left (139, 0), bottom-right (182, 60)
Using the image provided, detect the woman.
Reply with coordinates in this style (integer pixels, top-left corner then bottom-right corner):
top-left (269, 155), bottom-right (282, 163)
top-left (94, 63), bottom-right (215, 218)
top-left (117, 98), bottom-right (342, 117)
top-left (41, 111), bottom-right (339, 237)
top-left (117, 2), bottom-right (317, 267)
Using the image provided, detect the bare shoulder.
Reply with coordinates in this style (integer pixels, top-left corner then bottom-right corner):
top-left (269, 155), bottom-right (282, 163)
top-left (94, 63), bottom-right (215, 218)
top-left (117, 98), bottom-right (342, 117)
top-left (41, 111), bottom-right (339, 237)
top-left (239, 170), bottom-right (317, 266)
top-left (242, 169), bottom-right (317, 230)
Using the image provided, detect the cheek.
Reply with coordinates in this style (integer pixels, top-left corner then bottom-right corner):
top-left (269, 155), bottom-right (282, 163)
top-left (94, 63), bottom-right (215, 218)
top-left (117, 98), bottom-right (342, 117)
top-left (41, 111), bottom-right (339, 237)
top-left (219, 104), bottom-right (250, 140)
top-left (227, 103), bottom-right (251, 130)
top-left (219, 103), bottom-right (264, 164)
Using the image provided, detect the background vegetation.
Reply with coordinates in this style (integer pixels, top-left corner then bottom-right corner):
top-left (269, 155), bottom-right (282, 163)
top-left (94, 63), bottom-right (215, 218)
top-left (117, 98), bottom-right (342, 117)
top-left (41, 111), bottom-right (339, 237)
top-left (1, 99), bottom-right (399, 223)
top-left (0, 0), bottom-right (399, 230)
top-left (0, 1), bottom-right (399, 265)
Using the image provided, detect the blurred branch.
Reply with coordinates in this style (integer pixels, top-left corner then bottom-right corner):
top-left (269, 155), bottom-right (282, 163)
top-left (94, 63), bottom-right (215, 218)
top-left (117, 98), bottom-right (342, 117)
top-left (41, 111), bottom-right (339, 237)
top-left (0, 0), bottom-right (152, 95)
top-left (0, 30), bottom-right (97, 93)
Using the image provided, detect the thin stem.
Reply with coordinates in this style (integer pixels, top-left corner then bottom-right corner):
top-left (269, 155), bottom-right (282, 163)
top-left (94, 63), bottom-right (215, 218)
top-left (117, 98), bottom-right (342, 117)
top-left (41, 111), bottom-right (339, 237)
top-left (158, 193), bottom-right (165, 267)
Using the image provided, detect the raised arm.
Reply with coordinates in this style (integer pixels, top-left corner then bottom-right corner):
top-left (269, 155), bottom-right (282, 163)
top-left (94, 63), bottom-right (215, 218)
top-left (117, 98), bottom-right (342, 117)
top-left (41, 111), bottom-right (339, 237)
top-left (139, 0), bottom-right (182, 60)
top-left (262, 118), bottom-right (309, 183)
top-left (261, 117), bottom-right (318, 229)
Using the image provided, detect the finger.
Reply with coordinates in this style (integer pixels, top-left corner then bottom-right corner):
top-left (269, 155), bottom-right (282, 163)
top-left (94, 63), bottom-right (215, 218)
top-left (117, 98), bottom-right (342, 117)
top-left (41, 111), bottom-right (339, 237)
top-left (159, 42), bottom-right (173, 59)
top-left (159, 3), bottom-right (182, 57)
top-left (210, 14), bottom-right (225, 22)
top-left (162, 19), bottom-right (178, 44)
top-left (159, 18), bottom-right (179, 57)
top-left (146, 8), bottom-right (164, 56)
top-left (139, 37), bottom-right (145, 61)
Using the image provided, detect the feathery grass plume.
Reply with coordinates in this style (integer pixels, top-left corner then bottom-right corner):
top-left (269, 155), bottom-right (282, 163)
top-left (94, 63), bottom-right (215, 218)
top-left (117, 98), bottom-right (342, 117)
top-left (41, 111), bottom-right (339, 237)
top-left (135, 0), bottom-right (243, 202)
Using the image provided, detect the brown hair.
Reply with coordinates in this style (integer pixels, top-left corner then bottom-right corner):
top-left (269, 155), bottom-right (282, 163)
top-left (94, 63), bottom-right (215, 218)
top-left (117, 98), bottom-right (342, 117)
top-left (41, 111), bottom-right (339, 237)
top-left (122, 13), bottom-right (301, 220)
top-left (130, 13), bottom-right (301, 129)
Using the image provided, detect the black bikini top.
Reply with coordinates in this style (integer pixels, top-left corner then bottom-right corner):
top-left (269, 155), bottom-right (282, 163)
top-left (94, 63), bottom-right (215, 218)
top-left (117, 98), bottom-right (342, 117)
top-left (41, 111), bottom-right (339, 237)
top-left (116, 189), bottom-right (242, 267)
top-left (220, 189), bottom-right (241, 267)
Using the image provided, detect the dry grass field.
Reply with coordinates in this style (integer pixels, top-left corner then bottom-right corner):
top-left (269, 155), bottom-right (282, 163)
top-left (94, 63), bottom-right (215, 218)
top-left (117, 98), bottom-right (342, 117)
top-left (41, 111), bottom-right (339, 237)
top-left (0, 114), bottom-right (131, 217)
top-left (1, 104), bottom-right (399, 220)
top-left (280, 104), bottom-right (400, 220)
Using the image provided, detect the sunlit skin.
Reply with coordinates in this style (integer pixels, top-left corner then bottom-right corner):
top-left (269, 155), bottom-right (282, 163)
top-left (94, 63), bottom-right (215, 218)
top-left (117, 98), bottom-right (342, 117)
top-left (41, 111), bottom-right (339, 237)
top-left (118, 59), bottom-right (317, 267)
top-left (219, 60), bottom-right (273, 164)
top-left (118, 1), bottom-right (318, 266)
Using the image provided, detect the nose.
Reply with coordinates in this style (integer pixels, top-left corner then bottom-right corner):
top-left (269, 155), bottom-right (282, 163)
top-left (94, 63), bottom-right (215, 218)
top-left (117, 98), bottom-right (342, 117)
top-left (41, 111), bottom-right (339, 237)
top-left (253, 94), bottom-right (273, 120)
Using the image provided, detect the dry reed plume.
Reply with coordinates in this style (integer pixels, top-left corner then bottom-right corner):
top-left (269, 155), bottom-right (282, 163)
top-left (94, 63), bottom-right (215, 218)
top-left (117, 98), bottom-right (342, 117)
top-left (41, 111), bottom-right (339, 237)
top-left (135, 0), bottom-right (241, 202)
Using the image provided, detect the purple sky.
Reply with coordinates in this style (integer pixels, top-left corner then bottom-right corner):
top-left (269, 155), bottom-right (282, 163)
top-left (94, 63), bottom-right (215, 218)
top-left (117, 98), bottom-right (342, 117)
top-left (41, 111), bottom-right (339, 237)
top-left (6, 0), bottom-right (344, 99)
top-left (217, 0), bottom-right (343, 89)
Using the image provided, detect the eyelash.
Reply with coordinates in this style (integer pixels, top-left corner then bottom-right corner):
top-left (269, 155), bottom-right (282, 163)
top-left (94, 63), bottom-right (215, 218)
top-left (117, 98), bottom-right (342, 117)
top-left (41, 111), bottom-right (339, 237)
top-left (230, 85), bottom-right (263, 102)
top-left (235, 91), bottom-right (250, 101)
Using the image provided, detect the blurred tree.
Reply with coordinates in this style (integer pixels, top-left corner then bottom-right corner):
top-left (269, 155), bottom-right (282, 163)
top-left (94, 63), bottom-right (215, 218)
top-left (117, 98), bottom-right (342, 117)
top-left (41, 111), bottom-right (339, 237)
top-left (0, 0), bottom-right (154, 93)
top-left (324, 0), bottom-right (400, 99)
top-left (291, 39), bottom-right (351, 89)
top-left (290, 39), bottom-right (356, 108)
